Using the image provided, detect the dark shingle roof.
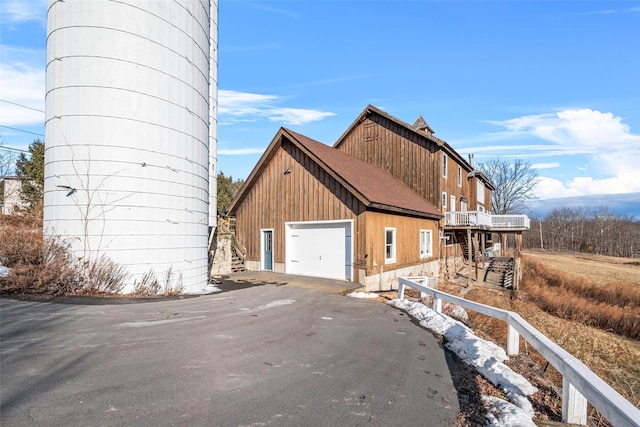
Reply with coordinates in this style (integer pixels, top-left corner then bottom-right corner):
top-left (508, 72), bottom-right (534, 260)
top-left (284, 129), bottom-right (441, 219)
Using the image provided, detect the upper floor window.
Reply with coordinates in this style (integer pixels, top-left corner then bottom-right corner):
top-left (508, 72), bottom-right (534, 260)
top-left (420, 230), bottom-right (432, 258)
top-left (457, 166), bottom-right (462, 187)
top-left (477, 179), bottom-right (485, 203)
top-left (385, 227), bottom-right (396, 264)
top-left (450, 195), bottom-right (456, 212)
top-left (443, 153), bottom-right (448, 178)
top-left (442, 191), bottom-right (447, 209)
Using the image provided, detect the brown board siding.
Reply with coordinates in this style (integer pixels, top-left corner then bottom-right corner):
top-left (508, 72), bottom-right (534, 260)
top-left (234, 139), bottom-right (365, 265)
top-left (363, 211), bottom-right (439, 276)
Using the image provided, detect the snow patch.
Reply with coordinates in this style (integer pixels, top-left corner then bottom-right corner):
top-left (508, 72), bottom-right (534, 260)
top-left (347, 291), bottom-right (379, 299)
top-left (389, 298), bottom-right (537, 426)
top-left (0, 266), bottom-right (10, 278)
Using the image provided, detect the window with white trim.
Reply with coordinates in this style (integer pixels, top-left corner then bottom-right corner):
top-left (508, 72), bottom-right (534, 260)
top-left (477, 179), bottom-right (485, 203)
top-left (420, 230), bottom-right (432, 258)
top-left (443, 153), bottom-right (448, 178)
top-left (450, 195), bottom-right (456, 212)
top-left (442, 191), bottom-right (447, 209)
top-left (457, 166), bottom-right (462, 187)
top-left (385, 227), bottom-right (396, 264)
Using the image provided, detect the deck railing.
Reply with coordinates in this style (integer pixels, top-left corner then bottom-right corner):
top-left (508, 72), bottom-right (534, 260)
top-left (397, 276), bottom-right (640, 427)
top-left (445, 210), bottom-right (531, 229)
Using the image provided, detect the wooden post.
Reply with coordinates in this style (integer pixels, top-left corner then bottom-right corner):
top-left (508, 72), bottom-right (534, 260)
top-left (473, 232), bottom-right (479, 281)
top-left (467, 228), bottom-right (472, 288)
top-left (563, 378), bottom-right (588, 425)
top-left (514, 233), bottom-right (522, 291)
top-left (480, 232), bottom-right (485, 282)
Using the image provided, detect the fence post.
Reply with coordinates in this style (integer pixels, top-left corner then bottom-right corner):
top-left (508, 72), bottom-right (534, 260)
top-left (507, 324), bottom-right (519, 355)
top-left (563, 378), bottom-right (588, 425)
top-left (433, 295), bottom-right (442, 313)
top-left (398, 281), bottom-right (405, 300)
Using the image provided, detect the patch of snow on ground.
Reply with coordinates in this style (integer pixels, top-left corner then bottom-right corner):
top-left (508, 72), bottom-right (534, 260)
top-left (187, 284), bottom-right (222, 295)
top-left (0, 266), bottom-right (10, 278)
top-left (389, 298), bottom-right (537, 426)
top-left (347, 291), bottom-right (379, 299)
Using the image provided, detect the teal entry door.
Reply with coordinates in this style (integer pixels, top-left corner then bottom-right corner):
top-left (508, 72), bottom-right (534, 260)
top-left (263, 230), bottom-right (273, 270)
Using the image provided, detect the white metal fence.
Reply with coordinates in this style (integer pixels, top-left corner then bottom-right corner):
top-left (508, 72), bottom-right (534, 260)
top-left (397, 276), bottom-right (640, 427)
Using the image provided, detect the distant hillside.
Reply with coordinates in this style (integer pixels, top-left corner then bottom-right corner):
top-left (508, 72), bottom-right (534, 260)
top-left (525, 192), bottom-right (640, 220)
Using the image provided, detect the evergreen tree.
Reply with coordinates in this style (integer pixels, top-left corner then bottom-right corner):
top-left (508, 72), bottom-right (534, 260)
top-left (15, 139), bottom-right (45, 211)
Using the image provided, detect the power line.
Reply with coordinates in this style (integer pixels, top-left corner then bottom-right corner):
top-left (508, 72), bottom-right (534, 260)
top-left (0, 125), bottom-right (44, 137)
top-left (0, 99), bottom-right (45, 114)
top-left (0, 146), bottom-right (29, 153)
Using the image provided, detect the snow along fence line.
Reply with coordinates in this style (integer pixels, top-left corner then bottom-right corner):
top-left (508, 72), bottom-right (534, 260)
top-left (397, 276), bottom-right (640, 427)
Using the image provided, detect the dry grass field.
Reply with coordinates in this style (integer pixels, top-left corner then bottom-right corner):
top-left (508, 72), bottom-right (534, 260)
top-left (524, 251), bottom-right (640, 286)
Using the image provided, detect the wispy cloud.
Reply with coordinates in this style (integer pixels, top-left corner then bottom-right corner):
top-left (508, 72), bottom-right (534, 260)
top-left (531, 162), bottom-right (559, 170)
top-left (0, 0), bottom-right (47, 25)
top-left (218, 89), bottom-right (335, 126)
top-left (0, 46), bottom-right (45, 126)
top-left (218, 148), bottom-right (265, 156)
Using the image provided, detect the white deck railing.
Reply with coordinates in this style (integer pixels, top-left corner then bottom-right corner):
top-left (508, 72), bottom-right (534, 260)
top-left (397, 276), bottom-right (640, 427)
top-left (445, 210), bottom-right (531, 229)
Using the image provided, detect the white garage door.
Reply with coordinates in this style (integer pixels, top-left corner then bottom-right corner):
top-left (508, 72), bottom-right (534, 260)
top-left (286, 221), bottom-right (352, 281)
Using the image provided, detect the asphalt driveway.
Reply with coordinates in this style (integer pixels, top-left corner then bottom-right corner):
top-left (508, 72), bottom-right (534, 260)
top-left (1, 274), bottom-right (463, 426)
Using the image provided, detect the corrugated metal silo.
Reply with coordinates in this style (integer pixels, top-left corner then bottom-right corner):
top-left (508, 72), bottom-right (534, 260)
top-left (44, 0), bottom-right (217, 293)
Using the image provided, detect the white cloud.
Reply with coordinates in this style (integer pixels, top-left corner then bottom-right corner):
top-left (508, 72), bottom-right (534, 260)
top-left (265, 107), bottom-right (335, 125)
top-left (218, 89), bottom-right (335, 126)
top-left (531, 162), bottom-right (559, 170)
top-left (480, 109), bottom-right (640, 197)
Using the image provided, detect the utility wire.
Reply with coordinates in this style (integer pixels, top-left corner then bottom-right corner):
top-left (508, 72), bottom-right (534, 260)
top-left (0, 99), bottom-right (45, 114)
top-left (0, 125), bottom-right (44, 137)
top-left (0, 145), bottom-right (29, 153)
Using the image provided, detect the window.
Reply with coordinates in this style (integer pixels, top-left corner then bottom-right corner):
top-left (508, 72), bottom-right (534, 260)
top-left (461, 199), bottom-right (468, 212)
top-left (477, 179), bottom-right (485, 203)
top-left (444, 232), bottom-right (455, 247)
top-left (385, 227), bottom-right (396, 264)
top-left (443, 153), bottom-right (448, 178)
top-left (420, 230), bottom-right (432, 258)
top-left (457, 166), bottom-right (462, 187)
top-left (478, 205), bottom-right (485, 213)
top-left (450, 195), bottom-right (456, 212)
top-left (442, 191), bottom-right (447, 209)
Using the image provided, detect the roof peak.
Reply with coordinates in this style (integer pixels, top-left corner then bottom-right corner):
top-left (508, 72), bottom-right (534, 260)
top-left (413, 115), bottom-right (434, 135)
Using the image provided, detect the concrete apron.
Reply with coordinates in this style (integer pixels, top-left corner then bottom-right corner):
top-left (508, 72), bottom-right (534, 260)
top-left (221, 271), bottom-right (362, 294)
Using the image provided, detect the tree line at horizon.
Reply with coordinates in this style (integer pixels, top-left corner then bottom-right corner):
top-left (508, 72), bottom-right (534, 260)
top-left (522, 206), bottom-right (639, 258)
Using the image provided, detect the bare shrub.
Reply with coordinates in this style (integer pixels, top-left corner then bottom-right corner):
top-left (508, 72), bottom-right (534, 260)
top-left (162, 267), bottom-right (183, 296)
top-left (0, 219), bottom-right (76, 295)
top-left (132, 269), bottom-right (161, 296)
top-left (76, 255), bottom-right (128, 295)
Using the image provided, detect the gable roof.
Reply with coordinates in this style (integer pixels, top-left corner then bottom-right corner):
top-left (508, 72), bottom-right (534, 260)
top-left (229, 128), bottom-right (442, 219)
top-left (333, 105), bottom-right (495, 190)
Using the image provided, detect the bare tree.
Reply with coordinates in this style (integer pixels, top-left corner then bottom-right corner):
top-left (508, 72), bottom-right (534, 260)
top-left (478, 158), bottom-right (539, 214)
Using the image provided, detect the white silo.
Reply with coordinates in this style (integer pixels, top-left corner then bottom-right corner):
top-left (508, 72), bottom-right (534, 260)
top-left (44, 0), bottom-right (218, 293)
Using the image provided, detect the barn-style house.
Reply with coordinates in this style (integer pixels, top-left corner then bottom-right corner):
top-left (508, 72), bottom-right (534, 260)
top-left (229, 105), bottom-right (530, 290)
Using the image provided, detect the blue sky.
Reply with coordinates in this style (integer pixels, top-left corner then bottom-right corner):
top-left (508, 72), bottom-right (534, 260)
top-left (1, 0), bottom-right (639, 200)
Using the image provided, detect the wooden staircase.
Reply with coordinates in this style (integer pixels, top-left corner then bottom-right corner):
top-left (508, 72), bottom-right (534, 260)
top-left (483, 257), bottom-right (514, 288)
top-left (456, 231), bottom-right (475, 260)
top-left (216, 218), bottom-right (246, 273)
top-left (231, 243), bottom-right (246, 273)
top-left (228, 219), bottom-right (246, 273)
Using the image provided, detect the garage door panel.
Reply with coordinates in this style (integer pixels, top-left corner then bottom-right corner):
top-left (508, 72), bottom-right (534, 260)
top-left (286, 222), bottom-right (352, 281)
